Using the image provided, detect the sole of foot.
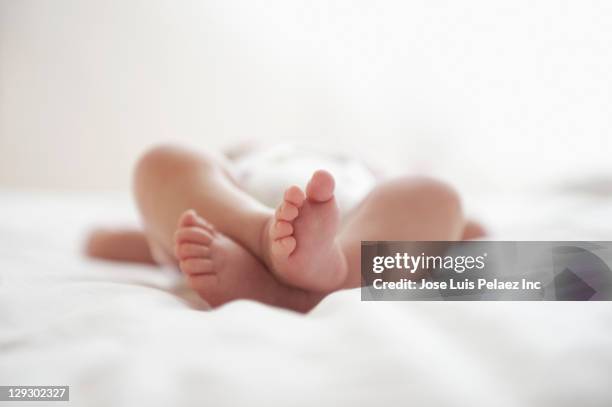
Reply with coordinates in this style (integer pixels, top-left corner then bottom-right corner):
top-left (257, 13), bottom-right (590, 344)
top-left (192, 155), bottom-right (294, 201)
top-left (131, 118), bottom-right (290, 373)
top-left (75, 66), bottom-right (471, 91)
top-left (262, 170), bottom-right (348, 292)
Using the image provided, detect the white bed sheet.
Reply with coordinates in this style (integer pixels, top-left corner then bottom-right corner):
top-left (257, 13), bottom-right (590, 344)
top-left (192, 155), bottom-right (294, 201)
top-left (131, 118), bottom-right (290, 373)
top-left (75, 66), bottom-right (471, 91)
top-left (1, 188), bottom-right (611, 407)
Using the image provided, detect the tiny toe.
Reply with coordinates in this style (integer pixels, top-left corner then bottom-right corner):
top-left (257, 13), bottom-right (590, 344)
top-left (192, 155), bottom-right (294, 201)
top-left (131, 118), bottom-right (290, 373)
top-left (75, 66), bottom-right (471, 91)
top-left (180, 258), bottom-right (214, 275)
top-left (306, 169), bottom-right (335, 202)
top-left (175, 243), bottom-right (211, 260)
top-left (180, 211), bottom-right (215, 232)
top-left (284, 186), bottom-right (305, 207)
top-left (178, 209), bottom-right (198, 227)
top-left (271, 236), bottom-right (297, 257)
top-left (270, 220), bottom-right (293, 239)
top-left (276, 202), bottom-right (299, 221)
top-left (175, 227), bottom-right (213, 245)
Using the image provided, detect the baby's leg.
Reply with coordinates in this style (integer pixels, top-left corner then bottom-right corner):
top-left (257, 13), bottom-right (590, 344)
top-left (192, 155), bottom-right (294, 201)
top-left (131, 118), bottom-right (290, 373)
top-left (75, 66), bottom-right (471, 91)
top-left (133, 145), bottom-right (272, 256)
top-left (338, 177), bottom-right (465, 288)
top-left (85, 228), bottom-right (156, 264)
top-left (133, 145), bottom-right (323, 311)
top-left (136, 146), bottom-right (350, 294)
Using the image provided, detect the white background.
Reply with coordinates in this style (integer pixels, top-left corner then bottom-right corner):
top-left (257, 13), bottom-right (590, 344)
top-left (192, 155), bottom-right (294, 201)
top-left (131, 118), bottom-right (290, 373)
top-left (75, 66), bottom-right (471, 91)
top-left (1, 0), bottom-right (611, 191)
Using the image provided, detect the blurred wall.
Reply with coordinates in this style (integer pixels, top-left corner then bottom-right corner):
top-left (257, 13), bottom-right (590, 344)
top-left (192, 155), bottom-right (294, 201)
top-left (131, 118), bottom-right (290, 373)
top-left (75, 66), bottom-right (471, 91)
top-left (1, 0), bottom-right (611, 190)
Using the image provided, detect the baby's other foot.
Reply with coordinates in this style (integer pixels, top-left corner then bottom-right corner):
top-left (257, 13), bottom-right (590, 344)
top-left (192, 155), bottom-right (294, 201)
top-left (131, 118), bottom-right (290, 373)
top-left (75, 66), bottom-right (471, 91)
top-left (174, 209), bottom-right (323, 311)
top-left (262, 170), bottom-right (348, 292)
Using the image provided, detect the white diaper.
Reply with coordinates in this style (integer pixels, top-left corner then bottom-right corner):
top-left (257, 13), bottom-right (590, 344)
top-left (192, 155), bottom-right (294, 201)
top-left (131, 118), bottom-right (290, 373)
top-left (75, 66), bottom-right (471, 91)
top-left (233, 144), bottom-right (378, 215)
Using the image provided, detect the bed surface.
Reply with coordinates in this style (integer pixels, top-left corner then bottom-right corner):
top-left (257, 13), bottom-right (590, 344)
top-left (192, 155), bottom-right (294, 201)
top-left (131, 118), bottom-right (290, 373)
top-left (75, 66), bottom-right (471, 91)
top-left (1, 188), bottom-right (611, 407)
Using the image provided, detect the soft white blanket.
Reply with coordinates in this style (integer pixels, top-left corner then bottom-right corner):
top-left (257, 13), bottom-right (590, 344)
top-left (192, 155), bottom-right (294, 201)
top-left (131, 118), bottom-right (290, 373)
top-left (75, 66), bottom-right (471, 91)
top-left (0, 189), bottom-right (611, 407)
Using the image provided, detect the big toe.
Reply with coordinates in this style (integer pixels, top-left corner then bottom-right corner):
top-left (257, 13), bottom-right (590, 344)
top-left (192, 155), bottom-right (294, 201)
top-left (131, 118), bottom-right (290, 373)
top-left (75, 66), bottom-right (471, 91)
top-left (178, 209), bottom-right (198, 227)
top-left (178, 209), bottom-right (214, 231)
top-left (305, 170), bottom-right (335, 202)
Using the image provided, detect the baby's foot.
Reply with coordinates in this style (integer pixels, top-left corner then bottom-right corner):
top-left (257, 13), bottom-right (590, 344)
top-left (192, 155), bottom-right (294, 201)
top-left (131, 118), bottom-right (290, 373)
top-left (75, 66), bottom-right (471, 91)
top-left (174, 209), bottom-right (323, 311)
top-left (262, 170), bottom-right (348, 292)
